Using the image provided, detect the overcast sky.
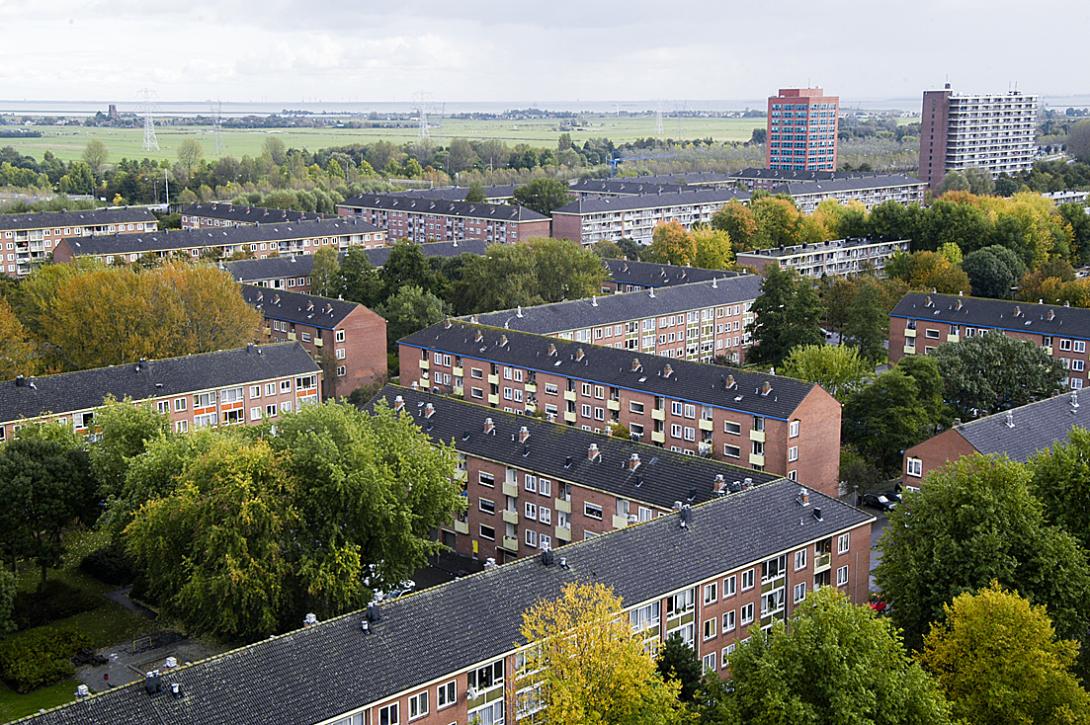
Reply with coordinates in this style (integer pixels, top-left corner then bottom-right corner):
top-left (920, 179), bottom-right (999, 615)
top-left (1, 0), bottom-right (1086, 105)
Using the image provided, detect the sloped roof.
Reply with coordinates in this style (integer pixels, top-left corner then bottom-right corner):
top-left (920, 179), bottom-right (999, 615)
top-left (890, 292), bottom-right (1090, 341)
top-left (603, 258), bottom-right (742, 288)
top-left (553, 188), bottom-right (750, 215)
top-left (338, 195), bottom-right (549, 222)
top-left (223, 240), bottom-right (490, 281)
top-left (955, 390), bottom-right (1090, 462)
top-left (241, 285), bottom-right (361, 330)
top-left (179, 204), bottom-right (322, 224)
top-left (0, 207), bottom-right (157, 231)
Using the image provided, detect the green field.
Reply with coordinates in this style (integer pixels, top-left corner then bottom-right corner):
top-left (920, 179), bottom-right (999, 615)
top-left (2, 115), bottom-right (765, 162)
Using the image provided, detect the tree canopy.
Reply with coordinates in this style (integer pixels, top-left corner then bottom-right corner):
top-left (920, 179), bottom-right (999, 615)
top-left (746, 265), bottom-right (824, 366)
top-left (1029, 426), bottom-right (1090, 551)
top-left (512, 178), bottom-right (572, 215)
top-left (780, 344), bottom-right (871, 399)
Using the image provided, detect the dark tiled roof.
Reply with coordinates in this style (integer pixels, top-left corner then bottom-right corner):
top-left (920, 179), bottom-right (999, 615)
top-left (736, 238), bottom-right (911, 259)
top-left (389, 185), bottom-right (516, 201)
top-left (469, 276), bottom-right (763, 334)
top-left (609, 172), bottom-right (738, 186)
top-left (400, 321), bottom-right (817, 421)
top-left (372, 385), bottom-right (781, 509)
top-left (0, 207), bottom-right (157, 231)
top-left (0, 344), bottom-right (318, 424)
top-left (23, 478), bottom-right (870, 725)
top-left (954, 390), bottom-right (1090, 462)
top-left (604, 258), bottom-right (741, 288)
top-left (728, 168), bottom-right (922, 184)
top-left (241, 285), bottom-right (361, 330)
top-left (568, 179), bottom-right (690, 196)
top-left (222, 240), bottom-right (490, 282)
top-left (60, 218), bottom-right (382, 257)
top-left (890, 293), bottom-right (1090, 341)
top-left (553, 188), bottom-right (750, 215)
top-left (773, 175), bottom-right (927, 195)
top-left (179, 204), bottom-right (322, 224)
top-left (338, 195), bottom-right (549, 222)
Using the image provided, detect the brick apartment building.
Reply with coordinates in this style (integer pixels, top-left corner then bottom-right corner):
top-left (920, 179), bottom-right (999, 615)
top-left (53, 217), bottom-right (386, 266)
top-left (25, 478), bottom-right (871, 725)
top-left (399, 322), bottom-right (842, 496)
top-left (1, 207), bottom-right (157, 278)
top-left (373, 385), bottom-right (784, 562)
top-left (179, 204), bottom-right (322, 229)
top-left (901, 389), bottom-right (1089, 489)
top-left (567, 179), bottom-right (689, 198)
top-left (337, 195), bottom-right (550, 244)
top-left (601, 258), bottom-right (739, 293)
top-left (242, 286), bottom-right (386, 399)
top-left (0, 344), bottom-right (321, 441)
top-left (469, 276), bottom-right (763, 364)
top-left (771, 175), bottom-right (927, 213)
top-left (551, 189), bottom-right (751, 246)
top-left (889, 292), bottom-right (1090, 389)
top-left (919, 84), bottom-right (1039, 190)
top-left (390, 185), bottom-right (517, 204)
top-left (736, 238), bottom-right (911, 279)
top-left (767, 88), bottom-right (840, 171)
top-left (223, 240), bottom-right (489, 292)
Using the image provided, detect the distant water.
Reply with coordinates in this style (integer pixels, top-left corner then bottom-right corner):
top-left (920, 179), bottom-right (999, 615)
top-left (1, 96), bottom-right (1087, 118)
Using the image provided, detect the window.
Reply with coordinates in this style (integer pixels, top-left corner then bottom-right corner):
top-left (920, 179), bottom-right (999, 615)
top-left (524, 474), bottom-right (537, 493)
top-left (336, 348), bottom-right (347, 360)
top-left (723, 444), bottom-right (741, 459)
top-left (265, 382), bottom-right (276, 396)
top-left (249, 385), bottom-right (261, 398)
top-left (539, 506), bottom-right (552, 525)
top-left (724, 420), bottom-right (741, 435)
top-left (723, 575), bottom-right (736, 598)
top-left (525, 529), bottom-right (538, 548)
top-left (906, 457), bottom-right (923, 477)
top-left (925, 328), bottom-right (940, 340)
top-left (1061, 338), bottom-right (1074, 351)
top-left (174, 397), bottom-right (187, 412)
top-left (471, 368), bottom-right (483, 379)
top-left (741, 569), bottom-right (754, 591)
top-left (539, 478), bottom-right (552, 497)
top-left (789, 420), bottom-right (800, 438)
top-left (702, 652), bottom-right (716, 674)
top-left (479, 498), bottom-right (495, 515)
top-left (408, 691), bottom-right (428, 720)
top-left (378, 703), bottom-right (399, 725)
top-left (740, 603), bottom-right (754, 625)
top-left (265, 404), bottom-right (278, 418)
top-left (794, 549), bottom-right (807, 570)
top-left (335, 330), bottom-right (346, 343)
top-left (479, 471), bottom-right (495, 487)
top-left (794, 582), bottom-right (807, 603)
top-left (1076, 340), bottom-right (1087, 353)
top-left (836, 565), bottom-right (849, 586)
top-left (479, 525), bottom-right (495, 541)
top-left (437, 680), bottom-right (456, 709)
top-left (584, 502), bottom-right (603, 520)
top-left (723, 610), bottom-right (736, 632)
top-left (788, 446), bottom-right (799, 462)
top-left (702, 617), bottom-right (717, 641)
top-left (280, 379), bottom-right (292, 392)
top-left (703, 582), bottom-right (717, 604)
top-left (837, 532), bottom-right (850, 554)
top-left (630, 601), bottom-right (661, 633)
top-left (250, 407), bottom-right (261, 421)
top-left (629, 401), bottom-right (645, 414)
top-left (471, 387), bottom-right (484, 399)
top-left (524, 502), bottom-right (537, 520)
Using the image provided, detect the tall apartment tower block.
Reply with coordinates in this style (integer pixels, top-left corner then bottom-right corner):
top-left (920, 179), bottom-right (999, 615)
top-left (918, 84), bottom-right (1039, 190)
top-left (766, 88), bottom-right (839, 171)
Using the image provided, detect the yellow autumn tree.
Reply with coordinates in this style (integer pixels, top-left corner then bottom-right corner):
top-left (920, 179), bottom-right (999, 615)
top-left (0, 296), bottom-right (39, 378)
top-left (646, 220), bottom-right (698, 266)
top-left (519, 582), bottom-right (689, 724)
top-left (692, 227), bottom-right (734, 270)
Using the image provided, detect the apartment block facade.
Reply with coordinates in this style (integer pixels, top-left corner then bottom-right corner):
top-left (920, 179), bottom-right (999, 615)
top-left (551, 189), bottom-right (751, 246)
top-left (179, 204), bottom-right (322, 229)
top-left (242, 286), bottom-right (387, 399)
top-left (0, 207), bottom-right (158, 278)
top-left (767, 88), bottom-right (840, 171)
top-left (601, 258), bottom-right (737, 293)
top-left (337, 195), bottom-right (551, 244)
top-left (736, 238), bottom-right (911, 278)
top-left (26, 479), bottom-right (871, 725)
top-left (469, 276), bottom-right (763, 364)
top-left (918, 85), bottom-right (1039, 190)
top-left (53, 217), bottom-right (386, 266)
top-left (375, 385), bottom-right (784, 562)
top-left (390, 185), bottom-right (516, 204)
top-left (399, 322), bottom-right (842, 496)
top-left (0, 344), bottom-right (321, 442)
top-left (775, 175), bottom-right (927, 213)
top-left (889, 292), bottom-right (1090, 389)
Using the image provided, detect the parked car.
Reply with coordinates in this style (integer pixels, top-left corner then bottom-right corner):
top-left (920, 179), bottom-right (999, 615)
top-left (861, 493), bottom-right (897, 512)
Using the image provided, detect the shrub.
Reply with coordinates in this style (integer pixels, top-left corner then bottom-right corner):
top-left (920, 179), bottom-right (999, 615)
top-left (0, 626), bottom-right (91, 692)
top-left (79, 542), bottom-right (137, 586)
top-left (12, 580), bottom-right (100, 630)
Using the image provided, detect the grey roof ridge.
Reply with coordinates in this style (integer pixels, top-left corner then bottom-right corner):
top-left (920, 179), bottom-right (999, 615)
top-left (956, 389), bottom-right (1079, 432)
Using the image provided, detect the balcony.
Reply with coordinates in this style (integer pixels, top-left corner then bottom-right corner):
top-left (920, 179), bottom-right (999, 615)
top-left (524, 401), bottom-right (536, 413)
top-left (555, 525), bottom-right (572, 541)
top-left (452, 365), bottom-right (463, 377)
top-left (263, 327), bottom-right (271, 335)
top-left (750, 429), bottom-right (765, 443)
top-left (287, 332), bottom-right (297, 341)
top-left (749, 453), bottom-right (765, 466)
top-left (503, 509), bottom-right (519, 525)
top-left (651, 408), bottom-right (665, 421)
top-left (607, 399), bottom-right (620, 411)
top-left (454, 468), bottom-right (467, 481)
top-left (419, 358), bottom-right (429, 370)
top-left (698, 418), bottom-right (713, 432)
top-left (313, 337), bottom-right (323, 348)
top-left (419, 377), bottom-right (430, 389)
top-left (651, 431), bottom-right (666, 444)
top-left (563, 411), bottom-right (577, 423)
top-left (902, 344), bottom-right (916, 355)
top-left (1043, 346), bottom-right (1053, 355)
top-left (555, 497), bottom-right (571, 514)
top-left (612, 514), bottom-right (630, 530)
top-left (487, 373), bottom-right (499, 385)
top-left (814, 552), bottom-right (832, 573)
top-left (563, 390), bottom-right (577, 402)
top-left (502, 481), bottom-right (520, 498)
top-left (487, 393), bottom-right (499, 406)
top-left (904, 327), bottom-right (916, 338)
top-left (501, 536), bottom-right (519, 552)
top-left (947, 333), bottom-right (959, 343)
top-left (524, 382), bottom-right (536, 393)
top-left (454, 519), bottom-right (469, 535)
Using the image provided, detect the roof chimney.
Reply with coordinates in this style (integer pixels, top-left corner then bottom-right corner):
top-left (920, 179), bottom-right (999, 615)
top-left (516, 306), bottom-right (523, 318)
top-left (575, 347), bottom-right (586, 362)
top-left (760, 380), bottom-right (772, 396)
top-left (812, 507), bottom-right (823, 522)
top-left (1048, 309), bottom-right (1056, 321)
top-left (724, 374), bottom-right (736, 390)
top-left (797, 487), bottom-right (810, 507)
top-left (423, 402), bottom-right (435, 418)
top-left (630, 357), bottom-right (643, 373)
top-left (649, 288), bottom-right (655, 298)
top-left (498, 334), bottom-right (508, 348)
top-left (713, 474), bottom-right (726, 495)
top-left (588, 443), bottom-right (601, 462)
top-left (303, 613), bottom-right (318, 627)
top-left (661, 363), bottom-right (674, 379)
top-left (474, 329), bottom-right (484, 343)
top-left (924, 295), bottom-right (933, 308)
top-left (547, 342), bottom-right (558, 357)
top-left (626, 453), bottom-right (641, 471)
top-left (1005, 411), bottom-right (1015, 428)
top-left (518, 425), bottom-right (530, 444)
top-left (1013, 305), bottom-right (1022, 318)
top-left (591, 295), bottom-right (598, 307)
top-left (483, 417), bottom-right (495, 435)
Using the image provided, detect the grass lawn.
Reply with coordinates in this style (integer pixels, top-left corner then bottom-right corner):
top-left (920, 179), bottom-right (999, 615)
top-left (1, 115), bottom-right (766, 163)
top-left (0, 679), bottom-right (77, 723)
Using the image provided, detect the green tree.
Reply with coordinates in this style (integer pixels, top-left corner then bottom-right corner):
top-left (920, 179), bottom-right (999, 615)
top-left (921, 582), bottom-right (1090, 725)
top-left (512, 178), bottom-right (572, 215)
top-left (380, 241), bottom-right (437, 298)
top-left (309, 246), bottom-right (342, 298)
top-left (963, 167), bottom-right (996, 195)
top-left (89, 397), bottom-right (170, 501)
top-left (781, 344), bottom-right (871, 399)
top-left (0, 296), bottom-right (38, 378)
top-left (1029, 427), bottom-right (1090, 551)
top-left (938, 171), bottom-right (970, 195)
top-left (60, 161), bottom-right (95, 195)
top-left (692, 227), bottom-right (733, 270)
top-left (525, 237), bottom-right (607, 303)
top-left (339, 247), bottom-right (384, 308)
top-left (746, 265), bottom-right (824, 366)
top-left (656, 632), bottom-right (704, 702)
top-left (0, 569), bottom-right (15, 634)
top-left (0, 434), bottom-right (96, 584)
top-left (1067, 120), bottom-right (1090, 163)
top-left (451, 247), bottom-right (540, 314)
top-left (81, 139), bottom-right (109, 178)
top-left (377, 285), bottom-right (448, 351)
top-left (932, 333), bottom-right (1065, 420)
top-left (897, 355), bottom-right (948, 426)
top-left (645, 220), bottom-right (697, 266)
top-left (875, 455), bottom-right (1090, 649)
top-left (176, 139), bottom-right (204, 176)
top-left (725, 588), bottom-right (951, 724)
top-left (750, 196), bottom-right (802, 249)
top-left (519, 582), bottom-right (686, 724)
top-left (592, 240), bottom-right (625, 259)
top-left (842, 276), bottom-right (890, 361)
top-left (712, 200), bottom-right (759, 252)
top-left (463, 180), bottom-right (487, 203)
top-left (963, 248), bottom-right (1017, 298)
top-left (843, 368), bottom-right (933, 473)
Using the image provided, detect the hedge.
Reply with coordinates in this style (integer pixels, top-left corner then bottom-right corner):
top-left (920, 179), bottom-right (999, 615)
top-left (0, 626), bottom-right (91, 693)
